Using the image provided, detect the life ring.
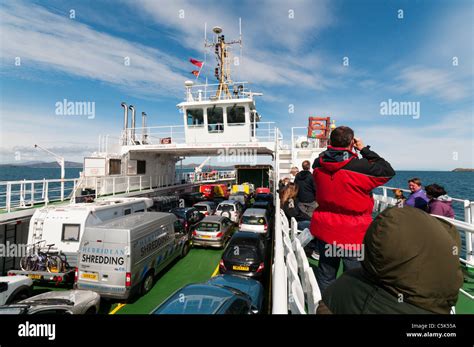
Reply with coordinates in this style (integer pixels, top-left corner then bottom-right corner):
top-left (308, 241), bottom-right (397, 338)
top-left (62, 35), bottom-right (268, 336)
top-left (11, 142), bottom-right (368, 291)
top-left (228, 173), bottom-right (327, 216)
top-left (307, 118), bottom-right (328, 138)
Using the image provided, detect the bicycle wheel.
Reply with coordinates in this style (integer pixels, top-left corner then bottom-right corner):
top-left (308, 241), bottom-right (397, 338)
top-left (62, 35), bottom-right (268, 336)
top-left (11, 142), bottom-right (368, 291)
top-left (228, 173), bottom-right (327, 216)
top-left (20, 256), bottom-right (31, 271)
top-left (46, 255), bottom-right (63, 273)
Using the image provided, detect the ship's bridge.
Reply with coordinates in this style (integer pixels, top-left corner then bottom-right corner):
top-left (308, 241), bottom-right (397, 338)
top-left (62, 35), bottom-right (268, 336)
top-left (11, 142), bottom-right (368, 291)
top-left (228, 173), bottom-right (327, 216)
top-left (120, 81), bottom-right (279, 157)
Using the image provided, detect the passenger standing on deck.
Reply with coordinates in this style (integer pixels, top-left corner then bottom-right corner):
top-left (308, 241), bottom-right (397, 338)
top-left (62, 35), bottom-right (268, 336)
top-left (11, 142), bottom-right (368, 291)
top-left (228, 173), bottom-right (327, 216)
top-left (294, 160), bottom-right (317, 220)
top-left (280, 183), bottom-right (311, 230)
top-left (311, 126), bottom-right (395, 293)
top-left (290, 167), bottom-right (299, 183)
top-left (425, 184), bottom-right (455, 219)
top-left (405, 178), bottom-right (429, 211)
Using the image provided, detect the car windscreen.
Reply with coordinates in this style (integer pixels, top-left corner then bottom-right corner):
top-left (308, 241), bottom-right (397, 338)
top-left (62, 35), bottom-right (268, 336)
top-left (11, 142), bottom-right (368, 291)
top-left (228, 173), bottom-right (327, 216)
top-left (242, 215), bottom-right (266, 225)
top-left (224, 245), bottom-right (260, 262)
top-left (217, 204), bottom-right (234, 211)
top-left (155, 294), bottom-right (227, 314)
top-left (172, 209), bottom-right (186, 218)
top-left (194, 205), bottom-right (208, 212)
top-left (196, 222), bottom-right (220, 231)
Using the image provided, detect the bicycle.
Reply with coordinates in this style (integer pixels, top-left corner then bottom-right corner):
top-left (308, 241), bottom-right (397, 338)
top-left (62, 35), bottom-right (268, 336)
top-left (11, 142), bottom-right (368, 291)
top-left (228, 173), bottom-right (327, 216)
top-left (20, 241), bottom-right (65, 273)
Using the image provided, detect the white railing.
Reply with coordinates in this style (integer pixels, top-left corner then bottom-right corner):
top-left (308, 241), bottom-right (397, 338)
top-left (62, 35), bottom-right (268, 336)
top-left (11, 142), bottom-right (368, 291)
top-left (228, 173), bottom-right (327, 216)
top-left (291, 127), bottom-right (325, 150)
top-left (272, 194), bottom-right (288, 313)
top-left (186, 81), bottom-right (253, 102)
top-left (0, 178), bottom-right (79, 213)
top-left (121, 122), bottom-right (278, 146)
top-left (272, 194), bottom-right (322, 314)
top-left (122, 125), bottom-right (186, 146)
top-left (0, 170), bottom-right (236, 213)
top-left (71, 170), bottom-right (237, 202)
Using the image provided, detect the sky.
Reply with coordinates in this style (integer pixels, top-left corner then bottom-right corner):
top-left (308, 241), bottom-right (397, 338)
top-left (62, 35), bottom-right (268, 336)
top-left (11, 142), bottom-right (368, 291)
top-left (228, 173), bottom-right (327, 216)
top-left (0, 0), bottom-right (472, 170)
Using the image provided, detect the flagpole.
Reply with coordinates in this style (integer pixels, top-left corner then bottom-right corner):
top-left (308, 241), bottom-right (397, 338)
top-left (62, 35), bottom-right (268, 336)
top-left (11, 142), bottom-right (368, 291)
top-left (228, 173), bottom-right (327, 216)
top-left (195, 62), bottom-right (204, 82)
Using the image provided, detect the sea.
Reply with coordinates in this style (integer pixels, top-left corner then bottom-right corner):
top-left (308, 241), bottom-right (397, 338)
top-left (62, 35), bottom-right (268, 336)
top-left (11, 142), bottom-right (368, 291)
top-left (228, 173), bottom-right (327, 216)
top-left (0, 166), bottom-right (472, 218)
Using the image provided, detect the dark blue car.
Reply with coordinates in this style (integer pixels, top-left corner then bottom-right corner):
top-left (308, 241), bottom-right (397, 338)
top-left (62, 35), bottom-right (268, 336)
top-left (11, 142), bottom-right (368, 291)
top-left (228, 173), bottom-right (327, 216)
top-left (150, 274), bottom-right (264, 314)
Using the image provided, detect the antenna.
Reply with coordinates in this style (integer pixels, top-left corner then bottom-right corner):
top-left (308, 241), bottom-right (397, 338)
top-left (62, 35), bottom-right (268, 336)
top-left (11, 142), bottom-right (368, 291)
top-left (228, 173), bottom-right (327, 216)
top-left (239, 18), bottom-right (243, 81)
top-left (205, 25), bottom-right (242, 99)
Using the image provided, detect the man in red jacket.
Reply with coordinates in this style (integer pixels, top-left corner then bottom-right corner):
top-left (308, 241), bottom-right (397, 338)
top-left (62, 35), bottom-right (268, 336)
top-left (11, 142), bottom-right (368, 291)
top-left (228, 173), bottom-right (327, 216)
top-left (311, 126), bottom-right (395, 293)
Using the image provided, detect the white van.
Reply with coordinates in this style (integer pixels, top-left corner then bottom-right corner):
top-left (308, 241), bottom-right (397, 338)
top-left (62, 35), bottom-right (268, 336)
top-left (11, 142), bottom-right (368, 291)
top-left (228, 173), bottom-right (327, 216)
top-left (75, 212), bottom-right (190, 300)
top-left (9, 197), bottom-right (153, 282)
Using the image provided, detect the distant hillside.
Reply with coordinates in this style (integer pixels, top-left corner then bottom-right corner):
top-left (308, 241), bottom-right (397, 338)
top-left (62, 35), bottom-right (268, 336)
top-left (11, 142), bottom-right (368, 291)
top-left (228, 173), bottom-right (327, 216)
top-left (452, 168), bottom-right (474, 172)
top-left (0, 161), bottom-right (83, 168)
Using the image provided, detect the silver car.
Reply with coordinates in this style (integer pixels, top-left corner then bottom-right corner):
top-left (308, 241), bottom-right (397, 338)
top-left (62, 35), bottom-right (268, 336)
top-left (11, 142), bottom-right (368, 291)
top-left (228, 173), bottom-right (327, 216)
top-left (192, 216), bottom-right (236, 248)
top-left (239, 208), bottom-right (270, 235)
top-left (0, 289), bottom-right (100, 314)
top-left (214, 200), bottom-right (243, 223)
top-left (193, 201), bottom-right (217, 216)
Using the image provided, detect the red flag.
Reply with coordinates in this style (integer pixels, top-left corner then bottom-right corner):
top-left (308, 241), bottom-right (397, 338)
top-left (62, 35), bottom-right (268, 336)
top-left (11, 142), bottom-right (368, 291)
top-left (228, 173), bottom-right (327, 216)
top-left (191, 70), bottom-right (199, 77)
top-left (189, 58), bottom-right (203, 68)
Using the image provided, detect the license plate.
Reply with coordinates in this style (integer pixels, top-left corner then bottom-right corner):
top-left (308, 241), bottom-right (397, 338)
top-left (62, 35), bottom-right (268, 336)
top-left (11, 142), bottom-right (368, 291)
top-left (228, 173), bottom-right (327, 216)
top-left (28, 274), bottom-right (42, 280)
top-left (232, 265), bottom-right (249, 271)
top-left (81, 273), bottom-right (98, 280)
top-left (200, 235), bottom-right (212, 239)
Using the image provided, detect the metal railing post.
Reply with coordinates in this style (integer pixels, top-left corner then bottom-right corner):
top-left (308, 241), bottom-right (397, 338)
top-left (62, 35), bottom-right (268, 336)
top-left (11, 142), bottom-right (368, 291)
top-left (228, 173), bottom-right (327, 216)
top-left (31, 182), bottom-right (34, 206)
top-left (6, 183), bottom-right (11, 212)
top-left (44, 181), bottom-right (49, 205)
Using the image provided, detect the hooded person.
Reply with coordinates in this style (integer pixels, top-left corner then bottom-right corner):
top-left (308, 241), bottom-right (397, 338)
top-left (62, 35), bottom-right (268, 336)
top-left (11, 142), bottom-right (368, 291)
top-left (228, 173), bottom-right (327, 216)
top-left (294, 160), bottom-right (317, 219)
top-left (311, 126), bottom-right (395, 293)
top-left (316, 206), bottom-right (464, 314)
top-left (426, 184), bottom-right (455, 219)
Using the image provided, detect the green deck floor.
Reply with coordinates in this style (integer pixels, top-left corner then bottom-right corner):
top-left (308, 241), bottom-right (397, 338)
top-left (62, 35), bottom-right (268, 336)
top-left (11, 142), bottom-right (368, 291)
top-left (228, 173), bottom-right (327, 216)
top-left (114, 247), bottom-right (224, 314)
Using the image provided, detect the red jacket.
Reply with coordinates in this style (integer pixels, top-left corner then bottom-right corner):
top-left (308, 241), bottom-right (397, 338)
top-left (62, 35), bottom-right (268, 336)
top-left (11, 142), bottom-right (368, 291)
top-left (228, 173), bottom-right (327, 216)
top-left (311, 146), bottom-right (395, 248)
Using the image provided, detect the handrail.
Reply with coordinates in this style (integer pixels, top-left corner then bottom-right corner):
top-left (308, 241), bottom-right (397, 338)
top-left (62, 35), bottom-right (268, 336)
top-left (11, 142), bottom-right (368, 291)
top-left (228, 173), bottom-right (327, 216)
top-left (272, 192), bottom-right (288, 313)
top-left (1, 170), bottom-right (237, 213)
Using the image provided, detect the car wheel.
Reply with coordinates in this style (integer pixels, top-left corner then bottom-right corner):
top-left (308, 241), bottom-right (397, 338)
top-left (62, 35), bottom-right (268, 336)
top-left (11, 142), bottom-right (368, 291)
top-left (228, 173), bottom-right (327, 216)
top-left (9, 290), bottom-right (29, 304)
top-left (181, 241), bottom-right (191, 258)
top-left (85, 307), bottom-right (96, 314)
top-left (140, 271), bottom-right (154, 296)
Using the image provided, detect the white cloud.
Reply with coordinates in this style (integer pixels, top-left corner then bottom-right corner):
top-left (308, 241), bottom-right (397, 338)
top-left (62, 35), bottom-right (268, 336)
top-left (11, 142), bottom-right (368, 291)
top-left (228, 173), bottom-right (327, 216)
top-left (357, 111), bottom-right (474, 170)
top-left (0, 2), bottom-right (188, 97)
top-left (395, 65), bottom-right (470, 102)
top-left (130, 0), bottom-right (337, 91)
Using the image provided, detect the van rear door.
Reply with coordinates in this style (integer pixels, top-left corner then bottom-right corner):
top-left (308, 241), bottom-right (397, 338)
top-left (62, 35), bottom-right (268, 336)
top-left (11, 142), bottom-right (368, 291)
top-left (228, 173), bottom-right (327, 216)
top-left (78, 228), bottom-right (129, 295)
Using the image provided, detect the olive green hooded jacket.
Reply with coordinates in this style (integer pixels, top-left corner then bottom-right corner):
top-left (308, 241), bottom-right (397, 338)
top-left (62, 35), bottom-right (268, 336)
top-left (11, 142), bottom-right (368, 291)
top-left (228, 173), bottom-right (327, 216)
top-left (318, 206), bottom-right (463, 314)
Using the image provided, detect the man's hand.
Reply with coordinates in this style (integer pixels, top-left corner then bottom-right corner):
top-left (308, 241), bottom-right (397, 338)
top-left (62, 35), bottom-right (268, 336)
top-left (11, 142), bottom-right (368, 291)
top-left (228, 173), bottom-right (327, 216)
top-left (353, 137), bottom-right (365, 151)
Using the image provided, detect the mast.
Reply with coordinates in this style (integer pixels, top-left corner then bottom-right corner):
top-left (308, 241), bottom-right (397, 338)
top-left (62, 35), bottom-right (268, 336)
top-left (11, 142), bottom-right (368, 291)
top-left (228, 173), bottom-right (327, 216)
top-left (205, 25), bottom-right (242, 99)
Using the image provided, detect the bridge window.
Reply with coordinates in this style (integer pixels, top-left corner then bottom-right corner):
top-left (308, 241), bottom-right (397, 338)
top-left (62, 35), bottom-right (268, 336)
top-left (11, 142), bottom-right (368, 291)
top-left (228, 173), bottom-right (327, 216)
top-left (109, 159), bottom-right (121, 175)
top-left (207, 106), bottom-right (224, 133)
top-left (187, 108), bottom-right (204, 126)
top-left (227, 106), bottom-right (246, 125)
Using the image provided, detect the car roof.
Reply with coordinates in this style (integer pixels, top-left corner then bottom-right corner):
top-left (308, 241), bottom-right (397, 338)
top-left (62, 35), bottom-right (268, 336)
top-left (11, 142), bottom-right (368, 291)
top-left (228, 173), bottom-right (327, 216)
top-left (194, 201), bottom-right (215, 206)
top-left (230, 231), bottom-right (264, 242)
top-left (201, 215), bottom-right (227, 222)
top-left (218, 200), bottom-right (239, 205)
top-left (242, 208), bottom-right (267, 217)
top-left (171, 207), bottom-right (195, 212)
top-left (152, 283), bottom-right (243, 314)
